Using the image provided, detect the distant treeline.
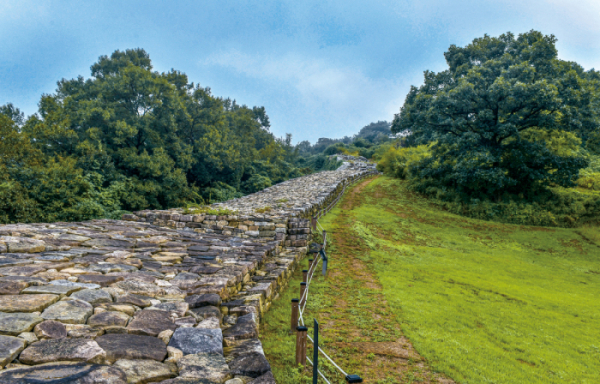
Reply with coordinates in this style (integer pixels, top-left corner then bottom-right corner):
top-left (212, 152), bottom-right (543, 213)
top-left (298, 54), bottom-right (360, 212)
top-left (0, 49), bottom-right (389, 224)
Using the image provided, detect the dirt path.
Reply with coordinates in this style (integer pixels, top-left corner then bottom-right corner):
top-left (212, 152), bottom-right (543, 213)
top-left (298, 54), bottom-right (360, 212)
top-left (314, 176), bottom-right (454, 383)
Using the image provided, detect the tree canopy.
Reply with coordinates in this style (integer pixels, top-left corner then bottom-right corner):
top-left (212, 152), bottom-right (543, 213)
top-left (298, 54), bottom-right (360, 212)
top-left (392, 31), bottom-right (599, 201)
top-left (0, 49), bottom-right (309, 223)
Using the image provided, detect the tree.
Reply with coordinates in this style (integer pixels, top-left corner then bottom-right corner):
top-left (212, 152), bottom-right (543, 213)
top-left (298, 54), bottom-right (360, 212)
top-left (393, 31), bottom-right (595, 201)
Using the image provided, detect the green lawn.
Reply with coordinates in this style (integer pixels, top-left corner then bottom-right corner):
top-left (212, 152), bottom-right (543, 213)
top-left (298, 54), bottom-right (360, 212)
top-left (338, 176), bottom-right (600, 383)
top-left (261, 176), bottom-right (600, 383)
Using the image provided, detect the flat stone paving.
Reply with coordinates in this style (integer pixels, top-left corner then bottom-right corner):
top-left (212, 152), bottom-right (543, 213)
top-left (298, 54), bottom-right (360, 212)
top-left (0, 159), bottom-right (376, 383)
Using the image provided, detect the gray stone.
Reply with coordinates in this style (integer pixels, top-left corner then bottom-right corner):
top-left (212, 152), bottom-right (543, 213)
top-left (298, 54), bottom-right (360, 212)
top-left (71, 289), bottom-right (113, 306)
top-left (113, 359), bottom-right (176, 383)
top-left (190, 306), bottom-right (222, 321)
top-left (0, 312), bottom-right (43, 335)
top-left (127, 309), bottom-right (177, 336)
top-left (222, 314), bottom-right (258, 341)
top-left (0, 265), bottom-right (47, 276)
top-left (168, 327), bottom-right (223, 355)
top-left (41, 299), bottom-right (94, 324)
top-left (114, 280), bottom-right (164, 297)
top-left (19, 338), bottom-right (106, 364)
top-left (96, 333), bottom-right (167, 363)
top-left (78, 274), bottom-right (125, 287)
top-left (0, 294), bottom-right (58, 313)
top-left (21, 284), bottom-right (82, 296)
top-left (228, 352), bottom-right (271, 378)
top-left (116, 293), bottom-right (153, 308)
top-left (196, 317), bottom-right (220, 329)
top-left (177, 353), bottom-right (232, 382)
top-left (67, 325), bottom-right (104, 339)
top-left (185, 293), bottom-right (222, 308)
top-left (0, 236), bottom-right (46, 253)
top-left (0, 281), bottom-right (27, 294)
top-left (248, 372), bottom-right (276, 384)
top-left (50, 279), bottom-right (101, 289)
top-left (174, 316), bottom-right (197, 328)
top-left (148, 301), bottom-right (189, 317)
top-left (34, 320), bottom-right (67, 339)
top-left (87, 311), bottom-right (130, 328)
top-left (0, 362), bottom-right (127, 384)
top-left (83, 238), bottom-right (133, 248)
top-left (0, 335), bottom-right (26, 367)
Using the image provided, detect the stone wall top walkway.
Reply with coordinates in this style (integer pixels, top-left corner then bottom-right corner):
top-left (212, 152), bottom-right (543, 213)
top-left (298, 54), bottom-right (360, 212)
top-left (0, 158), bottom-right (378, 383)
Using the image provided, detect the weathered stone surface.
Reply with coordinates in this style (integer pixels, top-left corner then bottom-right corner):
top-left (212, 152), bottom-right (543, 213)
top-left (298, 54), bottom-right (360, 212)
top-left (0, 281), bottom-right (27, 294)
top-left (0, 236), bottom-right (46, 253)
top-left (19, 338), bottom-right (106, 364)
top-left (87, 311), bottom-right (131, 329)
top-left (228, 352), bottom-right (271, 378)
top-left (149, 301), bottom-right (189, 317)
top-left (0, 362), bottom-right (127, 384)
top-left (34, 320), bottom-right (67, 339)
top-left (41, 299), bottom-right (94, 324)
top-left (185, 293), bottom-right (222, 308)
top-left (0, 335), bottom-right (26, 367)
top-left (0, 265), bottom-right (47, 277)
top-left (190, 306), bottom-right (222, 321)
top-left (116, 293), bottom-right (153, 308)
top-left (174, 316), bottom-right (197, 328)
top-left (0, 312), bottom-right (44, 335)
top-left (177, 353), bottom-right (232, 382)
top-left (222, 314), bottom-right (258, 341)
top-left (22, 284), bottom-right (82, 296)
top-left (196, 317), bottom-right (220, 329)
top-left (78, 274), bottom-right (124, 287)
top-left (168, 327), bottom-right (223, 355)
top-left (83, 238), bottom-right (133, 248)
top-left (96, 333), bottom-right (167, 363)
top-left (71, 289), bottom-right (113, 306)
top-left (127, 309), bottom-right (177, 336)
top-left (0, 294), bottom-right (58, 313)
top-left (50, 279), bottom-right (101, 290)
top-left (66, 324), bottom-right (104, 338)
top-left (248, 372), bottom-right (276, 384)
top-left (114, 280), bottom-right (163, 297)
top-left (113, 359), bottom-right (176, 383)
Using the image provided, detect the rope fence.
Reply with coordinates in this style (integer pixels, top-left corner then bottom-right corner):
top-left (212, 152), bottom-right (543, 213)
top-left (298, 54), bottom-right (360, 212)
top-left (289, 170), bottom-right (377, 383)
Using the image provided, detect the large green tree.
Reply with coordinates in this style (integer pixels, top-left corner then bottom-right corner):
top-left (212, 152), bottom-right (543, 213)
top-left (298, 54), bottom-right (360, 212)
top-left (393, 31), bottom-right (598, 201)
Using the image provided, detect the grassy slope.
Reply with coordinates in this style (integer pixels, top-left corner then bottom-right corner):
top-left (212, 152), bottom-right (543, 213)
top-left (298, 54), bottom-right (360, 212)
top-left (261, 176), bottom-right (600, 383)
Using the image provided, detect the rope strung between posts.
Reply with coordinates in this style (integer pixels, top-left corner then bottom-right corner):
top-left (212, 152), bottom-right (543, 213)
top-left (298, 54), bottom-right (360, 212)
top-left (307, 334), bottom-right (348, 377)
top-left (307, 356), bottom-right (332, 384)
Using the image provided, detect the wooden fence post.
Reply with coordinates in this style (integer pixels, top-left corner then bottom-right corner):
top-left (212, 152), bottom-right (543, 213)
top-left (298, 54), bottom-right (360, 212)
top-left (290, 299), bottom-right (299, 333)
top-left (296, 326), bottom-right (308, 366)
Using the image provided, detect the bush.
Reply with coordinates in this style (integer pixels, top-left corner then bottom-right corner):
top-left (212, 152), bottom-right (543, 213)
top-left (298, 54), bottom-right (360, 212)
top-left (376, 144), bottom-right (432, 179)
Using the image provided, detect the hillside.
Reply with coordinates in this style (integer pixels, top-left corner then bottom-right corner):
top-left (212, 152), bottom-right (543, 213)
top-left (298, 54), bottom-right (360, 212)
top-left (261, 176), bottom-right (600, 383)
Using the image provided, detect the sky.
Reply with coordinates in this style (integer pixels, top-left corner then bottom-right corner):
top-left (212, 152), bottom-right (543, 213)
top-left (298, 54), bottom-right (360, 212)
top-left (1, 0), bottom-right (599, 143)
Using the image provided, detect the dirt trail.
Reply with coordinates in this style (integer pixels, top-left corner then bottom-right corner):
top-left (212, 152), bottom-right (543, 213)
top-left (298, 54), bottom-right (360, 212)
top-left (316, 176), bottom-right (454, 383)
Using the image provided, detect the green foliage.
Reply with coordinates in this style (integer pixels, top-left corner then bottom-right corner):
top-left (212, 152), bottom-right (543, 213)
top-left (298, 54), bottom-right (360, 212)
top-left (376, 144), bottom-right (432, 179)
top-left (0, 49), bottom-right (316, 223)
top-left (393, 31), bottom-right (597, 201)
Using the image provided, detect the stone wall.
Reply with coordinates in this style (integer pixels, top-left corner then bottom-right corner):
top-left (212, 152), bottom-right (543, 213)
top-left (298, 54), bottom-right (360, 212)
top-left (0, 160), bottom-right (377, 383)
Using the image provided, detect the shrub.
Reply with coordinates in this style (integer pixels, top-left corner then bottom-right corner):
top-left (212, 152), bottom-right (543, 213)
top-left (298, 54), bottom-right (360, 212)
top-left (376, 144), bottom-right (432, 179)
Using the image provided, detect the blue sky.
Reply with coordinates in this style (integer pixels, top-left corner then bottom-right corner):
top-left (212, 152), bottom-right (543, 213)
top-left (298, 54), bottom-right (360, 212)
top-left (1, 0), bottom-right (599, 143)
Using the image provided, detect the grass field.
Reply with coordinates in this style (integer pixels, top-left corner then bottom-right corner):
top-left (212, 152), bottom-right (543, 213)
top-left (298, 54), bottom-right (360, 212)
top-left (260, 176), bottom-right (600, 383)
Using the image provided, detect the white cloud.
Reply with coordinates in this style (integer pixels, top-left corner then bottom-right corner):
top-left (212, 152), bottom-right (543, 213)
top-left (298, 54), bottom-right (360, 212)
top-left (203, 50), bottom-right (409, 139)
